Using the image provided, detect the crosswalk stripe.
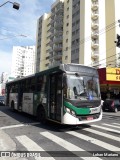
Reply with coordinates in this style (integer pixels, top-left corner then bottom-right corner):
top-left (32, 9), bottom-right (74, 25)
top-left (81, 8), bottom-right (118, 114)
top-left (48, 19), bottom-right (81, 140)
top-left (102, 123), bottom-right (120, 129)
top-left (0, 122), bottom-right (40, 130)
top-left (40, 131), bottom-right (102, 160)
top-left (67, 131), bottom-right (120, 152)
top-left (16, 135), bottom-right (55, 160)
top-left (82, 127), bottom-right (120, 142)
top-left (0, 124), bottom-right (25, 130)
top-left (113, 123), bottom-right (120, 126)
top-left (91, 124), bottom-right (120, 134)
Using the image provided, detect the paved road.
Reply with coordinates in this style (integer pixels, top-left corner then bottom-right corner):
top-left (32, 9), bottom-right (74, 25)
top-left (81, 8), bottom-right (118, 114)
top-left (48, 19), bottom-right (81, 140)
top-left (0, 105), bottom-right (120, 160)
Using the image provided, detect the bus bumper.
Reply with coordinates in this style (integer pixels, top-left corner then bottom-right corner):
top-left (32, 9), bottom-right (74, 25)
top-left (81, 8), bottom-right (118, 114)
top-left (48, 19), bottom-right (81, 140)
top-left (62, 110), bottom-right (102, 125)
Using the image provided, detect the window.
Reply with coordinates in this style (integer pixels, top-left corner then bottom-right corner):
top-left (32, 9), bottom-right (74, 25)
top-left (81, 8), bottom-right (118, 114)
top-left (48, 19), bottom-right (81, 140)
top-left (65, 56), bottom-right (68, 60)
top-left (66, 31), bottom-right (69, 35)
top-left (67, 15), bottom-right (69, 19)
top-left (66, 23), bottom-right (69, 26)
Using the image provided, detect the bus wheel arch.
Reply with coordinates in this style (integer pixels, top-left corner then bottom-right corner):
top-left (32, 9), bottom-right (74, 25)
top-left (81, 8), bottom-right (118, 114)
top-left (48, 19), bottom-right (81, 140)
top-left (37, 105), bottom-right (46, 124)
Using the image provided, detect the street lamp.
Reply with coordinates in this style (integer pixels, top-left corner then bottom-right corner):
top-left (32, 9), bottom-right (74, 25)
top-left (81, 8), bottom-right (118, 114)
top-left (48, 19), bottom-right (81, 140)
top-left (0, 1), bottom-right (20, 10)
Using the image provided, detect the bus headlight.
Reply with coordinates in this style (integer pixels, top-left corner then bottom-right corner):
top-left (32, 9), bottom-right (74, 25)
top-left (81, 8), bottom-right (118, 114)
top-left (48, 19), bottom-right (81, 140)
top-left (71, 110), bottom-right (75, 116)
top-left (66, 107), bottom-right (71, 113)
top-left (65, 107), bottom-right (76, 117)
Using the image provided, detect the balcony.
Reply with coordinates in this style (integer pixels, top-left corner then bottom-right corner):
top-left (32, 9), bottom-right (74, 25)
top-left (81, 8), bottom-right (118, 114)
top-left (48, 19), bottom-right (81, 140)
top-left (54, 53), bottom-right (62, 60)
top-left (50, 34), bottom-right (54, 39)
top-left (54, 14), bottom-right (63, 21)
top-left (49, 53), bottom-right (54, 62)
top-left (55, 6), bottom-right (63, 14)
top-left (92, 0), bottom-right (98, 2)
top-left (92, 61), bottom-right (99, 68)
top-left (91, 2), bottom-right (98, 11)
top-left (91, 14), bottom-right (98, 21)
top-left (54, 21), bottom-right (63, 29)
top-left (54, 30), bottom-right (63, 36)
top-left (53, 45), bottom-right (62, 51)
top-left (50, 40), bottom-right (54, 46)
top-left (51, 13), bottom-right (55, 20)
top-left (91, 51), bottom-right (99, 59)
top-left (91, 23), bottom-right (98, 30)
top-left (53, 37), bottom-right (63, 43)
top-left (50, 27), bottom-right (54, 33)
top-left (91, 41), bottom-right (99, 49)
top-left (49, 48), bottom-right (53, 53)
top-left (49, 61), bottom-right (61, 68)
top-left (91, 31), bottom-right (98, 39)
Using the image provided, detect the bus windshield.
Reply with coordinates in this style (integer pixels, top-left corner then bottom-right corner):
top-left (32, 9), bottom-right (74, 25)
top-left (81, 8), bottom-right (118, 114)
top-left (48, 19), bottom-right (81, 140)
top-left (64, 74), bottom-right (100, 100)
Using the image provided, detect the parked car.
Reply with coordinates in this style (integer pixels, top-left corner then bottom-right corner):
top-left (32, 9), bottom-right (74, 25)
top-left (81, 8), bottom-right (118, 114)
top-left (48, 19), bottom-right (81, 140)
top-left (0, 96), bottom-right (5, 106)
top-left (102, 99), bottom-right (120, 112)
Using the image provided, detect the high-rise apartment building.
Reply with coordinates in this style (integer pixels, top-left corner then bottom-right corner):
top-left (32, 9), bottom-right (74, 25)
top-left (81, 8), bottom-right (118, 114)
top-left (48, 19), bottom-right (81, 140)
top-left (0, 72), bottom-right (8, 83)
top-left (35, 0), bottom-right (120, 72)
top-left (11, 46), bottom-right (35, 78)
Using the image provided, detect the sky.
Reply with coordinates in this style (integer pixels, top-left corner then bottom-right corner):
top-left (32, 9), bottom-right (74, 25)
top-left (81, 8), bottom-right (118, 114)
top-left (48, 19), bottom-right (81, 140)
top-left (0, 0), bottom-right (55, 76)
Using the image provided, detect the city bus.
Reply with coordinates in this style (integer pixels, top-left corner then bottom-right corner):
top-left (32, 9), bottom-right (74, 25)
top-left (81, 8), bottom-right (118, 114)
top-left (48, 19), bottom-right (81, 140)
top-left (5, 63), bottom-right (102, 125)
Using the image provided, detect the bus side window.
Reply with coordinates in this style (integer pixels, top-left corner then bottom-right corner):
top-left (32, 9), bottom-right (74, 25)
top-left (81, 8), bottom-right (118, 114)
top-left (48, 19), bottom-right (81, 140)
top-left (36, 76), bottom-right (43, 92)
top-left (31, 85), bottom-right (35, 91)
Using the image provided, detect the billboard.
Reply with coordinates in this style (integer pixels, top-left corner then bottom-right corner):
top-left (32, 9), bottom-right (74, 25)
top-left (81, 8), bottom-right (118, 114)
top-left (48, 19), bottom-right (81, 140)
top-left (106, 68), bottom-right (120, 81)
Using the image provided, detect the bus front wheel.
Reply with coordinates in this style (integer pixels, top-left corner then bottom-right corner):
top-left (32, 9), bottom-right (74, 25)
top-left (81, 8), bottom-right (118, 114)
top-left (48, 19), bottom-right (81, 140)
top-left (37, 106), bottom-right (46, 124)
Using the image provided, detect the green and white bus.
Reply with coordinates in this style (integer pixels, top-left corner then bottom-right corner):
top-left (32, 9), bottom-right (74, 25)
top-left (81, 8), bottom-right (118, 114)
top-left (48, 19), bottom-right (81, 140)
top-left (5, 63), bottom-right (102, 125)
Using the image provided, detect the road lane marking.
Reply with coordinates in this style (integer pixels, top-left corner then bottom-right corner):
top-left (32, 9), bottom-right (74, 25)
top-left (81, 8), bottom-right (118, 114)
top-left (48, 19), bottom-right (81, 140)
top-left (0, 122), bottom-right (40, 130)
top-left (82, 127), bottom-right (120, 142)
top-left (113, 123), bottom-right (120, 126)
top-left (40, 131), bottom-right (102, 160)
top-left (16, 135), bottom-right (55, 160)
top-left (67, 131), bottom-right (120, 152)
top-left (102, 123), bottom-right (120, 129)
top-left (0, 124), bottom-right (25, 129)
top-left (91, 124), bottom-right (120, 134)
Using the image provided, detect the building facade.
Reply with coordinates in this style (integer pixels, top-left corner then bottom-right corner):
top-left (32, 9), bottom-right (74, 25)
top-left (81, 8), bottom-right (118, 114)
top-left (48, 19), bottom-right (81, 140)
top-left (0, 72), bottom-right (8, 96)
top-left (11, 46), bottom-right (35, 78)
top-left (35, 0), bottom-right (120, 72)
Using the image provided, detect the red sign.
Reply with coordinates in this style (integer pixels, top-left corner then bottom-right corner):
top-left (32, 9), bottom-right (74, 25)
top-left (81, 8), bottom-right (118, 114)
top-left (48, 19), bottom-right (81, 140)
top-left (87, 117), bottom-right (93, 120)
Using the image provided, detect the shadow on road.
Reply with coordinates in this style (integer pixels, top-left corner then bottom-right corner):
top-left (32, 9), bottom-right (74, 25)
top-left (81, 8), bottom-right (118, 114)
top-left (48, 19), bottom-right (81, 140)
top-left (0, 105), bottom-right (91, 132)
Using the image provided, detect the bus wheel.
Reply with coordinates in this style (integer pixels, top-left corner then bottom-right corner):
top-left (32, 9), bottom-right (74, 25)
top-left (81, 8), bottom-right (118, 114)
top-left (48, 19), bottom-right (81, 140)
top-left (37, 107), bottom-right (46, 124)
top-left (11, 101), bottom-right (15, 111)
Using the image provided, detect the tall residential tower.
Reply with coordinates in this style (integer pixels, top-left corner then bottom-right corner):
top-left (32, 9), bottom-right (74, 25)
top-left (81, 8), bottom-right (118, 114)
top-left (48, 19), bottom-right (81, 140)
top-left (11, 46), bottom-right (35, 78)
top-left (35, 0), bottom-right (120, 72)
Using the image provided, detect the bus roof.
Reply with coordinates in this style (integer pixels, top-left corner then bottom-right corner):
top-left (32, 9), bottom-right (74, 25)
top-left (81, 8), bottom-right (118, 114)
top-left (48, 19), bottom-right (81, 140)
top-left (6, 64), bottom-right (97, 84)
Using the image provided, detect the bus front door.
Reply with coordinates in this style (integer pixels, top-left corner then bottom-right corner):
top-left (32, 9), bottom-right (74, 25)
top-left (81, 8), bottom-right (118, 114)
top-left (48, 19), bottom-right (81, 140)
top-left (49, 73), bottom-right (62, 122)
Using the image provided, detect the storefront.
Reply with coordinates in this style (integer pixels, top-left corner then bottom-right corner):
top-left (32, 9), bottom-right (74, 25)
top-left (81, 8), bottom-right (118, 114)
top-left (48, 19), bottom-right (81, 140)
top-left (98, 68), bottom-right (120, 100)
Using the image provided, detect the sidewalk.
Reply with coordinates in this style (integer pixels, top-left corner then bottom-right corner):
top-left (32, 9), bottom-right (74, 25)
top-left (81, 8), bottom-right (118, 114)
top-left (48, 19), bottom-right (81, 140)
top-left (0, 130), bottom-right (28, 160)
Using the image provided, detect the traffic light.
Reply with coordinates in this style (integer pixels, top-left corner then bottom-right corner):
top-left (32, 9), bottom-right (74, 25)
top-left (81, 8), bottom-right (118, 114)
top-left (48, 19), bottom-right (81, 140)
top-left (115, 34), bottom-right (120, 48)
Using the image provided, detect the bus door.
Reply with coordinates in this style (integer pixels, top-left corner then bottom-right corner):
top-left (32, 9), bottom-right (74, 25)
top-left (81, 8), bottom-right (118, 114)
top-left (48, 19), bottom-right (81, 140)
top-left (6, 85), bottom-right (10, 106)
top-left (49, 73), bottom-right (62, 122)
top-left (17, 84), bottom-right (23, 111)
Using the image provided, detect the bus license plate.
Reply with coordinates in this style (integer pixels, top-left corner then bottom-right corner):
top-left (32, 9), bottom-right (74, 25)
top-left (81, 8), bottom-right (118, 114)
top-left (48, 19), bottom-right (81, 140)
top-left (87, 117), bottom-right (93, 120)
